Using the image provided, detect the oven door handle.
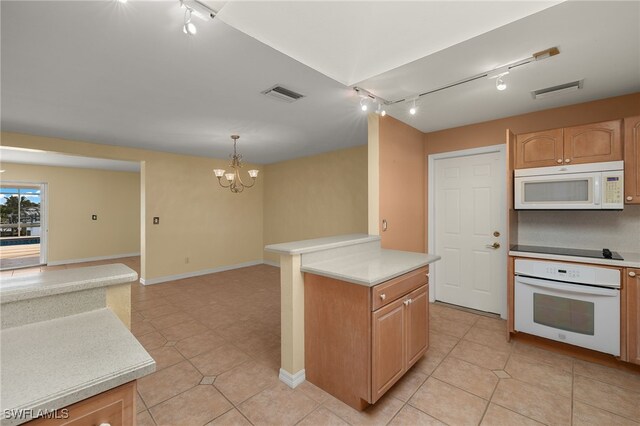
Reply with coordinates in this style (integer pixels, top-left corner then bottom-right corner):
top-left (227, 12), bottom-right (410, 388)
top-left (516, 276), bottom-right (619, 297)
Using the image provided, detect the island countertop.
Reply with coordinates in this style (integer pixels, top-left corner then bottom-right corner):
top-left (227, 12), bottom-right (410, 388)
top-left (301, 249), bottom-right (441, 286)
top-left (0, 308), bottom-right (155, 426)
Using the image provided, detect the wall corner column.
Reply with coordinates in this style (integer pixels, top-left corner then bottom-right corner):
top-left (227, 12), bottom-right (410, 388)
top-left (368, 113), bottom-right (380, 236)
top-left (279, 253), bottom-right (306, 388)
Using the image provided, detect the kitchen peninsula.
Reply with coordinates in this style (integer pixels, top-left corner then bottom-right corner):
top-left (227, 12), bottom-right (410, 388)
top-left (266, 234), bottom-right (440, 410)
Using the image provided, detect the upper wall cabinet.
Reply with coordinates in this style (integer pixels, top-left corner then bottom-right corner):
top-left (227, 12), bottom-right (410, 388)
top-left (563, 120), bottom-right (623, 165)
top-left (515, 129), bottom-right (564, 169)
top-left (624, 115), bottom-right (640, 204)
top-left (515, 120), bottom-right (623, 169)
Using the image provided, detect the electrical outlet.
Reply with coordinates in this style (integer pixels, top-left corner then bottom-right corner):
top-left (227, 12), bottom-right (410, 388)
top-left (92, 214), bottom-right (97, 221)
top-left (153, 217), bottom-right (160, 225)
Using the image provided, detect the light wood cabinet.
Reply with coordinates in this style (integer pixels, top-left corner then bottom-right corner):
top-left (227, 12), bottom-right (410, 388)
top-left (514, 120), bottom-right (622, 169)
top-left (305, 267), bottom-right (428, 410)
top-left (624, 116), bottom-right (640, 204)
top-left (515, 129), bottom-right (564, 169)
top-left (28, 381), bottom-right (135, 425)
top-left (626, 268), bottom-right (640, 365)
top-left (563, 120), bottom-right (622, 165)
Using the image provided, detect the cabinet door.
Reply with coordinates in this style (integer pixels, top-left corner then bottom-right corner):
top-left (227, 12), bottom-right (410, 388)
top-left (624, 116), bottom-right (640, 204)
top-left (627, 269), bottom-right (640, 365)
top-left (405, 285), bottom-right (428, 368)
top-left (564, 120), bottom-right (623, 165)
top-left (371, 298), bottom-right (405, 403)
top-left (515, 129), bottom-right (564, 169)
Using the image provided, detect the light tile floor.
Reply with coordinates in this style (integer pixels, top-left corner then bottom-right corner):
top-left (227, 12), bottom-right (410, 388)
top-left (6, 257), bottom-right (640, 425)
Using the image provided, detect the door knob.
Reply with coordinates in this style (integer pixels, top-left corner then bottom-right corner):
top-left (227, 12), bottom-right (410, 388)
top-left (630, 272), bottom-right (637, 277)
top-left (404, 299), bottom-right (412, 306)
top-left (485, 242), bottom-right (501, 249)
top-left (627, 196), bottom-right (633, 201)
top-left (556, 159), bottom-right (562, 164)
top-left (564, 158), bottom-right (571, 163)
top-left (380, 294), bottom-right (386, 300)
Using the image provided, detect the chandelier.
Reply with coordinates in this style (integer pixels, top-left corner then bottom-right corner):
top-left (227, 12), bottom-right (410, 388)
top-left (213, 135), bottom-right (259, 193)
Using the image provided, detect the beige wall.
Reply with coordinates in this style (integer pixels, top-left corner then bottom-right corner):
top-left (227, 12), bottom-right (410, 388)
top-left (1, 132), bottom-right (264, 282)
top-left (379, 115), bottom-right (426, 252)
top-left (0, 163), bottom-right (140, 263)
top-left (263, 145), bottom-right (368, 264)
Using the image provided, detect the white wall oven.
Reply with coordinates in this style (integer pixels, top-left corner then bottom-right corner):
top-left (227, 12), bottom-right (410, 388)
top-left (514, 161), bottom-right (623, 210)
top-left (515, 259), bottom-right (620, 356)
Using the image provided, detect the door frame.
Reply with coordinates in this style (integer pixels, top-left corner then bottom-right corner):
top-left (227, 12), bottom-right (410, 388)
top-left (0, 180), bottom-right (48, 266)
top-left (427, 144), bottom-right (507, 318)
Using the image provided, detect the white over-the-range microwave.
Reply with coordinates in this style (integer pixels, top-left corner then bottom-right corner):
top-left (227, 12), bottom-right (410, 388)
top-left (514, 161), bottom-right (624, 210)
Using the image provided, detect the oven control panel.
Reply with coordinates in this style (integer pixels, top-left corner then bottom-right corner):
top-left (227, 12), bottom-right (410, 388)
top-left (515, 259), bottom-right (621, 288)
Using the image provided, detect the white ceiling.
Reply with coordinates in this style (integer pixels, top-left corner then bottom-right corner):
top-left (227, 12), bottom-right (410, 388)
top-left (0, 147), bottom-right (141, 172)
top-left (1, 1), bottom-right (366, 164)
top-left (216, 1), bottom-right (561, 86)
top-left (2, 1), bottom-right (639, 163)
top-left (357, 1), bottom-right (640, 133)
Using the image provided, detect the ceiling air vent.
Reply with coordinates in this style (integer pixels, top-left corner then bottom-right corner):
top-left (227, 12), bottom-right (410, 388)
top-left (531, 80), bottom-right (584, 99)
top-left (261, 85), bottom-right (305, 103)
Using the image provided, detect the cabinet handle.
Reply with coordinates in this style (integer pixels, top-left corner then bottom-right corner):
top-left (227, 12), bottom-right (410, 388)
top-left (99, 423), bottom-right (112, 426)
top-left (404, 299), bottom-right (412, 306)
top-left (627, 196), bottom-right (633, 201)
top-left (630, 272), bottom-right (637, 277)
top-left (564, 158), bottom-right (571, 163)
top-left (380, 294), bottom-right (386, 300)
top-left (556, 159), bottom-right (562, 164)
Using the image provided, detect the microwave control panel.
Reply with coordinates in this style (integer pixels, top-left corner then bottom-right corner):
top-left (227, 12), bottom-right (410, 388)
top-left (603, 174), bottom-right (623, 204)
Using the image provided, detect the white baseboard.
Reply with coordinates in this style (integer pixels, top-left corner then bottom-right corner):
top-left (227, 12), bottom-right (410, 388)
top-left (263, 259), bottom-right (280, 267)
top-left (48, 252), bottom-right (140, 266)
top-left (140, 260), bottom-right (266, 285)
top-left (279, 368), bottom-right (305, 388)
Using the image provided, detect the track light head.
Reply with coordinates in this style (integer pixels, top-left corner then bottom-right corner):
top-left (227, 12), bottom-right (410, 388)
top-left (496, 76), bottom-right (507, 91)
top-left (408, 98), bottom-right (417, 115)
top-left (183, 8), bottom-right (197, 35)
top-left (359, 97), bottom-right (370, 112)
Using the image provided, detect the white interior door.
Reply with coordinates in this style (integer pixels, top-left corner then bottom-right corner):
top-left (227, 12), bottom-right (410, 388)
top-left (433, 150), bottom-right (506, 315)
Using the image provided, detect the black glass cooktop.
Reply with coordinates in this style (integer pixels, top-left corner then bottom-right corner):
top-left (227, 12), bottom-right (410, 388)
top-left (511, 245), bottom-right (624, 261)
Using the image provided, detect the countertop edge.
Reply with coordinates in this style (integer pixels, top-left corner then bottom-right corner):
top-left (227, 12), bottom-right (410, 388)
top-left (1, 269), bottom-right (138, 304)
top-left (5, 360), bottom-right (155, 426)
top-left (265, 234), bottom-right (380, 255)
top-left (302, 254), bottom-right (441, 286)
top-left (509, 251), bottom-right (640, 268)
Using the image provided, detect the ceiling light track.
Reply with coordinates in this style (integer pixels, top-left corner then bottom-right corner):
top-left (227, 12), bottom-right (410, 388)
top-left (354, 47), bottom-right (559, 113)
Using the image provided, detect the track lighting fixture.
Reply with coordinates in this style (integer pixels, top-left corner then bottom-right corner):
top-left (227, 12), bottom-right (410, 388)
top-left (409, 99), bottom-right (417, 115)
top-left (183, 8), bottom-right (197, 35)
top-left (352, 46), bottom-right (560, 114)
top-left (117, 0), bottom-right (128, 3)
top-left (376, 103), bottom-right (386, 117)
top-left (179, 0), bottom-right (217, 35)
top-left (360, 98), bottom-right (368, 111)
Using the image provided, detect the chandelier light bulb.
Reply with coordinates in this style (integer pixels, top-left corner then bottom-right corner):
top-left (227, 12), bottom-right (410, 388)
top-left (213, 169), bottom-right (225, 177)
top-left (496, 76), bottom-right (507, 91)
top-left (225, 173), bottom-right (235, 182)
top-left (248, 169), bottom-right (259, 178)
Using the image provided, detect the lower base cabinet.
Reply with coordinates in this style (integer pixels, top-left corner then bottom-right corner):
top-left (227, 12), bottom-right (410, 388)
top-left (28, 381), bottom-right (136, 426)
top-left (305, 267), bottom-right (429, 410)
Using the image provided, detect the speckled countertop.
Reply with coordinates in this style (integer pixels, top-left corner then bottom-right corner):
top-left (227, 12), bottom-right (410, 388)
top-left (265, 234), bottom-right (380, 255)
top-left (0, 264), bottom-right (138, 304)
top-left (0, 308), bottom-right (155, 426)
top-left (301, 249), bottom-right (441, 286)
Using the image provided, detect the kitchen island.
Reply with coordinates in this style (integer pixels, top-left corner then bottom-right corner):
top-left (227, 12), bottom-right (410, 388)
top-left (265, 234), bottom-right (440, 408)
top-left (0, 265), bottom-right (155, 425)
